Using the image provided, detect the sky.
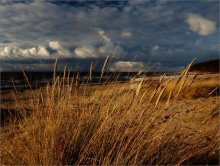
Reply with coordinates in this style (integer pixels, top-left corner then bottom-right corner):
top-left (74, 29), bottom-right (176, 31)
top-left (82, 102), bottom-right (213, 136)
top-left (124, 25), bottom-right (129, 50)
top-left (0, 0), bottom-right (219, 72)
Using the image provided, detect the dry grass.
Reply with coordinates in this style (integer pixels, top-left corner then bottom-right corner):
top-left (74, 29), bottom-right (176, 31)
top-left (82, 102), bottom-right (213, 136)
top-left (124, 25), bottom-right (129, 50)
top-left (0, 62), bottom-right (219, 165)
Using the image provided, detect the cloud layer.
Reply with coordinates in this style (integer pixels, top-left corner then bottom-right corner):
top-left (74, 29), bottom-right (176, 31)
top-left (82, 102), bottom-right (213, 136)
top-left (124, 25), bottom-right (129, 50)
top-left (0, 26), bottom-right (127, 59)
top-left (0, 0), bottom-right (219, 71)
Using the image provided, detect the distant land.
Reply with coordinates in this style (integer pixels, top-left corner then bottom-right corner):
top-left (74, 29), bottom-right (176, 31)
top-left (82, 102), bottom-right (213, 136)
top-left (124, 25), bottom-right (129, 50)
top-left (190, 59), bottom-right (220, 73)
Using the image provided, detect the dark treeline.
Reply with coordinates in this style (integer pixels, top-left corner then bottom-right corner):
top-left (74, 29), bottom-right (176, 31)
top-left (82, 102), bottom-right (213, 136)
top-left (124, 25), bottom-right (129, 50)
top-left (190, 59), bottom-right (220, 73)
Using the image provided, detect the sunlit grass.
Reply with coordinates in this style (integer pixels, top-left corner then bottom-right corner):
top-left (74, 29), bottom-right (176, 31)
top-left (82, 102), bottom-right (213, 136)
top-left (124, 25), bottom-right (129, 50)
top-left (0, 60), bottom-right (219, 165)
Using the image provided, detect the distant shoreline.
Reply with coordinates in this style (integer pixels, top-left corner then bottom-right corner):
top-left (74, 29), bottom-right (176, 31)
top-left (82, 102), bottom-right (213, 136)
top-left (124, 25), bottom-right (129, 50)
top-left (1, 72), bottom-right (219, 91)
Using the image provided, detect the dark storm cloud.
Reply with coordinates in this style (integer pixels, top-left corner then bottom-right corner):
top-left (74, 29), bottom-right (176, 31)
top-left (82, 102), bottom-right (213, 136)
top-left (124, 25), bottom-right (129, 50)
top-left (0, 0), bottom-right (219, 71)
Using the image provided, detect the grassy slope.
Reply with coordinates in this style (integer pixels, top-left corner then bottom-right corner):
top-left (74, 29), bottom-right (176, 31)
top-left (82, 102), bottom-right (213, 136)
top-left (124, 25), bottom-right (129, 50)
top-left (0, 63), bottom-right (219, 165)
top-left (190, 59), bottom-right (220, 73)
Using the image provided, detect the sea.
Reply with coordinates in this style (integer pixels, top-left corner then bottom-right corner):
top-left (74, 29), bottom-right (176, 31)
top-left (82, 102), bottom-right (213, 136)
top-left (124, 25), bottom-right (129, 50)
top-left (0, 71), bottom-right (170, 91)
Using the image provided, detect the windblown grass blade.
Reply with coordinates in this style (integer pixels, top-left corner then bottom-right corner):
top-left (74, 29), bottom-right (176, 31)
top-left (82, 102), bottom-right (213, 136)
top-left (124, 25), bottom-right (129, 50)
top-left (100, 55), bottom-right (110, 83)
top-left (136, 76), bottom-right (144, 97)
top-left (53, 58), bottom-right (58, 83)
top-left (89, 62), bottom-right (93, 82)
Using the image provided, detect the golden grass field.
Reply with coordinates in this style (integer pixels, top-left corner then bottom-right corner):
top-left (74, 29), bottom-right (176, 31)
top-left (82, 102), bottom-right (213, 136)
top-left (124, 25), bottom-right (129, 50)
top-left (0, 61), bottom-right (219, 165)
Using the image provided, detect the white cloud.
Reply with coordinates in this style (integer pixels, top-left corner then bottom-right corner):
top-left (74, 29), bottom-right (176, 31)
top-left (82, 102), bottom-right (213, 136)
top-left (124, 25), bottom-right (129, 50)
top-left (121, 31), bottom-right (133, 38)
top-left (186, 13), bottom-right (216, 36)
top-left (74, 46), bottom-right (98, 58)
top-left (110, 61), bottom-right (144, 71)
top-left (73, 28), bottom-right (126, 59)
top-left (0, 40), bottom-right (73, 59)
top-left (96, 28), bottom-right (126, 56)
top-left (0, 45), bottom-right (50, 59)
top-left (95, 28), bottom-right (111, 43)
top-left (37, 46), bottom-right (50, 57)
top-left (49, 41), bottom-right (70, 56)
top-left (151, 45), bottom-right (160, 52)
top-left (49, 41), bottom-right (62, 50)
top-left (29, 47), bottom-right (37, 55)
top-left (0, 47), bottom-right (12, 58)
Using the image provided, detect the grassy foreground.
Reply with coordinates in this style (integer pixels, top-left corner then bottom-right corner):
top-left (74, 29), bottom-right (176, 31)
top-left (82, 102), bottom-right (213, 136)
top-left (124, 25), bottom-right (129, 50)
top-left (1, 62), bottom-right (219, 165)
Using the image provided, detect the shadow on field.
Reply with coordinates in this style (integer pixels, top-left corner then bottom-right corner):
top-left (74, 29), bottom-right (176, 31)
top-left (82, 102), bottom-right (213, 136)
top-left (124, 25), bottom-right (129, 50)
top-left (1, 108), bottom-right (32, 126)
